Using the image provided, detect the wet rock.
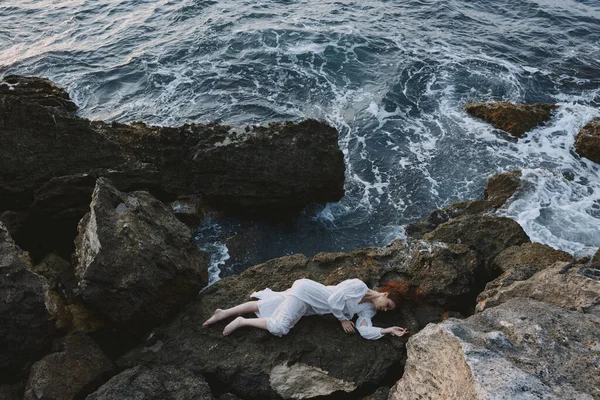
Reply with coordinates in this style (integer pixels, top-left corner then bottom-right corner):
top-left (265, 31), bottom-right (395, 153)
top-left (575, 117), bottom-right (600, 164)
top-left (476, 243), bottom-right (574, 312)
top-left (389, 298), bottom-right (600, 400)
top-left (74, 178), bottom-right (208, 335)
top-left (170, 195), bottom-right (208, 226)
top-left (594, 248), bottom-right (600, 265)
top-left (0, 75), bottom-right (344, 216)
top-left (423, 215), bottom-right (530, 276)
top-left (87, 365), bottom-right (213, 400)
top-left (477, 262), bottom-right (600, 314)
top-left (24, 333), bottom-right (114, 400)
top-left (406, 170), bottom-right (522, 239)
top-left (465, 102), bottom-right (557, 138)
top-left (0, 222), bottom-right (55, 381)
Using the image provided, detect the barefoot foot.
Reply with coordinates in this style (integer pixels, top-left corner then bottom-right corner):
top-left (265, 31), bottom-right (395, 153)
top-left (223, 316), bottom-right (244, 336)
top-left (203, 309), bottom-right (225, 327)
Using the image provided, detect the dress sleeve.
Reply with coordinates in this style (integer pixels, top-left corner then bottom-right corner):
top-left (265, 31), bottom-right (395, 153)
top-left (327, 279), bottom-right (368, 321)
top-left (356, 306), bottom-right (384, 340)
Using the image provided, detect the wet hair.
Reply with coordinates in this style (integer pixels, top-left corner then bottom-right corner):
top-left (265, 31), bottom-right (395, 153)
top-left (377, 281), bottom-right (424, 305)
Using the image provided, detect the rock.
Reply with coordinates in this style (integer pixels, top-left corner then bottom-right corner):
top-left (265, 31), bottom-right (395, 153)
top-left (362, 386), bottom-right (390, 400)
top-left (87, 365), bottom-right (213, 400)
top-left (24, 333), bottom-right (114, 400)
top-left (406, 170), bottom-right (522, 239)
top-left (74, 178), bottom-right (208, 335)
top-left (465, 102), bottom-right (557, 138)
top-left (170, 195), bottom-right (210, 226)
top-left (390, 298), bottom-right (600, 400)
top-left (116, 234), bottom-right (503, 399)
top-left (423, 215), bottom-right (530, 276)
top-left (30, 253), bottom-right (71, 288)
top-left (575, 117), bottom-right (600, 164)
top-left (0, 75), bottom-right (344, 216)
top-left (594, 248), bottom-right (600, 265)
top-left (476, 243), bottom-right (574, 312)
top-left (0, 222), bottom-right (55, 381)
top-left (477, 262), bottom-right (600, 314)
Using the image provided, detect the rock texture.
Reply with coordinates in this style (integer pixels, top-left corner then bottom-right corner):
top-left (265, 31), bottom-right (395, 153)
top-left (24, 333), bottom-right (114, 400)
top-left (0, 75), bottom-right (344, 259)
top-left (465, 102), bottom-right (557, 137)
top-left (390, 298), bottom-right (600, 400)
top-left (0, 222), bottom-right (54, 381)
top-left (87, 365), bottom-right (213, 400)
top-left (74, 178), bottom-right (208, 334)
top-left (575, 117), bottom-right (600, 163)
top-left (477, 262), bottom-right (600, 314)
top-left (117, 220), bottom-right (527, 400)
top-left (406, 170), bottom-right (523, 239)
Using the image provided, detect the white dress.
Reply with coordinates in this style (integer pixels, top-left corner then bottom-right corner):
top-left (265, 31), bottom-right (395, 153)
top-left (251, 278), bottom-right (384, 340)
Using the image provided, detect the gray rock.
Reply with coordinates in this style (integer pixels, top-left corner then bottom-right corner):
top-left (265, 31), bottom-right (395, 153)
top-left (74, 178), bottom-right (208, 334)
top-left (86, 365), bottom-right (213, 400)
top-left (0, 222), bottom-right (55, 381)
top-left (390, 298), bottom-right (600, 400)
top-left (24, 333), bottom-right (114, 400)
top-left (477, 262), bottom-right (600, 314)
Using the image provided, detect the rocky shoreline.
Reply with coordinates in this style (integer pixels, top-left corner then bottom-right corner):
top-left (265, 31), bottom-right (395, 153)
top-left (1, 76), bottom-right (599, 399)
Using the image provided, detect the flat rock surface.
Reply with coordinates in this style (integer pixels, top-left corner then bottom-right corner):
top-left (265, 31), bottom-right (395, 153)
top-left (390, 298), bottom-right (600, 400)
top-left (74, 178), bottom-right (208, 334)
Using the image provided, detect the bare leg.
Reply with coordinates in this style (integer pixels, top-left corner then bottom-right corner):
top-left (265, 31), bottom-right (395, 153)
top-left (203, 301), bottom-right (259, 327)
top-left (223, 316), bottom-right (268, 336)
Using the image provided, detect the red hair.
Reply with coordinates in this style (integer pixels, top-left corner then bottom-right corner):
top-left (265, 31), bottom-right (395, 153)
top-left (378, 281), bottom-right (424, 305)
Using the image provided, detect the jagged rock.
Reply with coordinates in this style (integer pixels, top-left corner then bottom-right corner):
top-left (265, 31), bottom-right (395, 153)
top-left (0, 222), bottom-right (55, 381)
top-left (116, 233), bottom-right (505, 399)
top-left (45, 291), bottom-right (104, 333)
top-left (362, 386), bottom-right (390, 400)
top-left (465, 102), bottom-right (557, 137)
top-left (74, 178), bottom-right (208, 335)
top-left (87, 365), bottom-right (213, 400)
top-left (575, 117), bottom-right (600, 164)
top-left (594, 248), bottom-right (600, 264)
top-left (389, 298), bottom-right (600, 400)
top-left (30, 253), bottom-right (70, 288)
top-left (423, 215), bottom-right (530, 276)
top-left (477, 262), bottom-right (600, 314)
top-left (476, 243), bottom-right (573, 312)
top-left (24, 333), bottom-right (114, 400)
top-left (406, 170), bottom-right (522, 239)
top-left (0, 75), bottom-right (344, 213)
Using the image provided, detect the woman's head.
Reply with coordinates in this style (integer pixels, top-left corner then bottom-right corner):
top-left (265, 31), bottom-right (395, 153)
top-left (377, 281), bottom-right (421, 310)
top-left (372, 292), bottom-right (396, 311)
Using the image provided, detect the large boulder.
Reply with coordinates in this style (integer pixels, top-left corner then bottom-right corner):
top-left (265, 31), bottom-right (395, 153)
top-left (74, 178), bottom-right (208, 335)
top-left (476, 243), bottom-right (574, 311)
top-left (87, 365), bottom-right (213, 400)
top-left (465, 102), bottom-right (557, 138)
top-left (575, 117), bottom-right (600, 164)
top-left (389, 298), bottom-right (600, 400)
top-left (0, 222), bottom-right (55, 381)
top-left (24, 333), bottom-right (114, 400)
top-left (477, 262), bottom-right (600, 314)
top-left (423, 215), bottom-right (530, 276)
top-left (406, 170), bottom-right (522, 239)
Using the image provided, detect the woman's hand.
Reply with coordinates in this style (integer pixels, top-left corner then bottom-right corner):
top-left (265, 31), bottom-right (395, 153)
top-left (382, 326), bottom-right (408, 337)
top-left (341, 320), bottom-right (356, 334)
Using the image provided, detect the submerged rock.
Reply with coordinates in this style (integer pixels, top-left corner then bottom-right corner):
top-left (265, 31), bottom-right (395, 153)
top-left (87, 365), bottom-right (213, 400)
top-left (0, 222), bottom-right (55, 381)
top-left (575, 117), bottom-right (600, 164)
top-left (74, 178), bottom-right (208, 335)
top-left (389, 298), bottom-right (600, 400)
top-left (465, 102), bottom-right (557, 137)
top-left (24, 333), bottom-right (114, 400)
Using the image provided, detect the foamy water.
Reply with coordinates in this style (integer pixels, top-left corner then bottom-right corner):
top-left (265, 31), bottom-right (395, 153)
top-left (2, 0), bottom-right (599, 281)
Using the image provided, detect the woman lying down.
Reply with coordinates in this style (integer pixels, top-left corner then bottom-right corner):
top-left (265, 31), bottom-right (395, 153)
top-left (203, 278), bottom-right (408, 339)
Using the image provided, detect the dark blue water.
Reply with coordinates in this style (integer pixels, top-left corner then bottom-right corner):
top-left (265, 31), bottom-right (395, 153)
top-left (2, 0), bottom-right (600, 282)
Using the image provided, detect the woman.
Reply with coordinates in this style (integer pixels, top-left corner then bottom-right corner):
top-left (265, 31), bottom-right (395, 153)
top-left (203, 278), bottom-right (408, 339)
